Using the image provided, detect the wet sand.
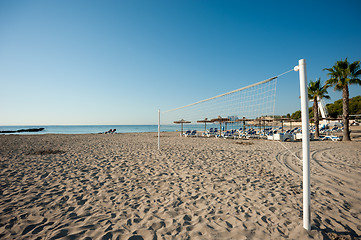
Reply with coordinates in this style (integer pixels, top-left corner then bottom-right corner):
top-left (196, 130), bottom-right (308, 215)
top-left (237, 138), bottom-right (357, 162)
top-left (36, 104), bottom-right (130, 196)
top-left (0, 132), bottom-right (360, 239)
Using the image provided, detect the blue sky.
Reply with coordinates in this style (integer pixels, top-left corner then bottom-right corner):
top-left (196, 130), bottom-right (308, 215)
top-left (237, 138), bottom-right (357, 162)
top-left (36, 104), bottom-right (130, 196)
top-left (1, 0), bottom-right (360, 125)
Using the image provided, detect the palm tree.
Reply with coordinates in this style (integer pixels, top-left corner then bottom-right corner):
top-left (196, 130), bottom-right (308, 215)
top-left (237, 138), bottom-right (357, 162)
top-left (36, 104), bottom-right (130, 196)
top-left (308, 78), bottom-right (330, 139)
top-left (324, 58), bottom-right (361, 141)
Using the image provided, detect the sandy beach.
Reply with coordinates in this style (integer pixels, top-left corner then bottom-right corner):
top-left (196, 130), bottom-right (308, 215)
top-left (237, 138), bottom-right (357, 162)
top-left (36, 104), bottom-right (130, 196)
top-left (0, 131), bottom-right (360, 239)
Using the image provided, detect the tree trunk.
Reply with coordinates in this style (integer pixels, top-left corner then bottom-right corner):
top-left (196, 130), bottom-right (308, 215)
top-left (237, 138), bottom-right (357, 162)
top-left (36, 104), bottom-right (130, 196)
top-left (342, 85), bottom-right (351, 141)
top-left (313, 99), bottom-right (319, 139)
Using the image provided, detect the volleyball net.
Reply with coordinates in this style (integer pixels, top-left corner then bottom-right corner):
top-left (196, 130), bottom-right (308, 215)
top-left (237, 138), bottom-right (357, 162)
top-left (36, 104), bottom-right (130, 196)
top-left (161, 69), bottom-right (294, 130)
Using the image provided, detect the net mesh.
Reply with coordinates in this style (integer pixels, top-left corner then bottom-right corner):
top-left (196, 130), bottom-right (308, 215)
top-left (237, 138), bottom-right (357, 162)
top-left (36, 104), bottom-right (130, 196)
top-left (162, 77), bottom-right (278, 128)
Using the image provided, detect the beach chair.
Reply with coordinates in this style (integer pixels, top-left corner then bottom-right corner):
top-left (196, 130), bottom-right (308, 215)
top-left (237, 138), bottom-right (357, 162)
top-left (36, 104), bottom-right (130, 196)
top-left (246, 129), bottom-right (259, 139)
top-left (185, 130), bottom-right (197, 137)
top-left (290, 127), bottom-right (299, 134)
top-left (183, 130), bottom-right (191, 137)
top-left (237, 128), bottom-right (249, 139)
top-left (203, 128), bottom-right (213, 137)
top-left (320, 135), bottom-right (342, 141)
top-left (238, 129), bottom-right (253, 139)
top-left (204, 128), bottom-right (218, 137)
top-left (222, 130), bottom-right (236, 139)
top-left (191, 130), bottom-right (198, 137)
top-left (104, 129), bottom-right (114, 134)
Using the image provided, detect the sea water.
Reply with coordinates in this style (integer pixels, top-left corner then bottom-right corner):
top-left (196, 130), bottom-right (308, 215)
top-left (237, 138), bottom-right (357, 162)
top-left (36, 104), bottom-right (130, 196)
top-left (0, 124), bottom-right (224, 135)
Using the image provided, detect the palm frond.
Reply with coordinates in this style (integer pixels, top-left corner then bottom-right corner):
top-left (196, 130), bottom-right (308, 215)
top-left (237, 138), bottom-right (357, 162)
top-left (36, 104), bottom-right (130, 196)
top-left (308, 78), bottom-right (330, 99)
top-left (349, 79), bottom-right (361, 85)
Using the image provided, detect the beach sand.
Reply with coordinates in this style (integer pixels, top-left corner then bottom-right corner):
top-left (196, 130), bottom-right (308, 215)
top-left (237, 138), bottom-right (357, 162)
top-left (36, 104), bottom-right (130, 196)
top-left (0, 132), bottom-right (360, 239)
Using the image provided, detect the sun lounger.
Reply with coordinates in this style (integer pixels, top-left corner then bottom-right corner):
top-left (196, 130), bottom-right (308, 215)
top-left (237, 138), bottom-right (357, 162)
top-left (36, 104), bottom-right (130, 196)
top-left (320, 135), bottom-right (342, 141)
top-left (183, 130), bottom-right (191, 137)
top-left (203, 128), bottom-right (218, 137)
top-left (215, 130), bottom-right (236, 139)
top-left (185, 130), bottom-right (197, 137)
top-left (223, 130), bottom-right (237, 139)
top-left (104, 129), bottom-right (116, 134)
top-left (203, 128), bottom-right (213, 137)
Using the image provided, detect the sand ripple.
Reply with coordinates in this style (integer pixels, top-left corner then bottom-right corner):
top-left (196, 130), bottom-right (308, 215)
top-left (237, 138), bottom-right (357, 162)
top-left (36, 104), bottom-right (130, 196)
top-left (0, 133), bottom-right (360, 239)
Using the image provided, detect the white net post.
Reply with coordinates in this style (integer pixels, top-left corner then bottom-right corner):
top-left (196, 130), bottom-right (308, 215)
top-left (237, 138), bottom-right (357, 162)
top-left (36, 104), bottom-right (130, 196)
top-left (158, 109), bottom-right (160, 150)
top-left (295, 59), bottom-right (311, 231)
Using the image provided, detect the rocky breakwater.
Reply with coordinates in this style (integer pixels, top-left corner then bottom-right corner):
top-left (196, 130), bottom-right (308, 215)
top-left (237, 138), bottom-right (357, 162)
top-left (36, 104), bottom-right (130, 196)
top-left (0, 128), bottom-right (45, 133)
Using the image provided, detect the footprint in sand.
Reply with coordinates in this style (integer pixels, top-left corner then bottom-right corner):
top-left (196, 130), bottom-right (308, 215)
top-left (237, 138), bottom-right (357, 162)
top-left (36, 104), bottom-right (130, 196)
top-left (49, 229), bottom-right (68, 239)
top-left (128, 235), bottom-right (144, 240)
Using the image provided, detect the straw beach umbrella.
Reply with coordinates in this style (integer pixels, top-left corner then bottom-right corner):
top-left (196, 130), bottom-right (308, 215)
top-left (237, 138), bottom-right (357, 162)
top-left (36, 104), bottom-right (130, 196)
top-left (288, 118), bottom-right (301, 131)
top-left (173, 119), bottom-right (191, 136)
top-left (211, 116), bottom-right (230, 134)
top-left (238, 117), bottom-right (247, 134)
top-left (224, 120), bottom-right (235, 131)
top-left (197, 118), bottom-right (213, 132)
top-left (259, 117), bottom-right (273, 133)
top-left (324, 117), bottom-right (342, 120)
top-left (277, 118), bottom-right (292, 133)
top-left (235, 117), bottom-right (256, 134)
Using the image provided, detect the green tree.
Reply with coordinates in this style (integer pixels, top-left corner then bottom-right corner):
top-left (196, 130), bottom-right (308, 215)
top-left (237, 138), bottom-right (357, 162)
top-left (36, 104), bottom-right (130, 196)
top-left (324, 58), bottom-right (361, 141)
top-left (349, 96), bottom-right (361, 115)
top-left (326, 99), bottom-right (342, 118)
top-left (291, 110), bottom-right (301, 120)
top-left (290, 95), bottom-right (361, 121)
top-left (308, 78), bottom-right (330, 138)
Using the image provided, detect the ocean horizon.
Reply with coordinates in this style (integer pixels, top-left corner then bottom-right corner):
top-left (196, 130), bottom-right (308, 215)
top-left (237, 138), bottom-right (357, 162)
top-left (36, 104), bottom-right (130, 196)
top-left (0, 125), bottom-right (163, 135)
